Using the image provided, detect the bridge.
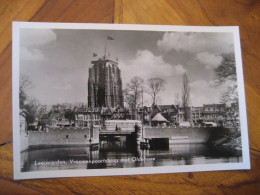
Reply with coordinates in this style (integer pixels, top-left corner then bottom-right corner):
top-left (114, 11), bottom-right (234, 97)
top-left (99, 131), bottom-right (134, 136)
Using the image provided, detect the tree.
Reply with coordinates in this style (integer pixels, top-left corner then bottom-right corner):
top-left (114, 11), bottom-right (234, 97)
top-left (215, 54), bottom-right (238, 104)
top-left (174, 92), bottom-right (181, 106)
top-left (146, 77), bottom-right (166, 106)
top-left (64, 109), bottom-right (75, 126)
top-left (215, 54), bottom-right (236, 87)
top-left (124, 77), bottom-right (144, 120)
top-left (23, 98), bottom-right (40, 124)
top-left (38, 105), bottom-right (48, 119)
top-left (19, 74), bottom-right (32, 108)
top-left (19, 75), bottom-right (40, 124)
top-left (214, 53), bottom-right (239, 129)
top-left (182, 73), bottom-right (190, 121)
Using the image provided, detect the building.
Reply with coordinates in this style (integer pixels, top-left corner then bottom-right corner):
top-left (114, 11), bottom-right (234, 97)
top-left (154, 105), bottom-right (179, 125)
top-left (74, 107), bottom-right (131, 127)
top-left (177, 107), bottom-right (185, 123)
top-left (190, 107), bottom-right (203, 125)
top-left (137, 106), bottom-right (152, 125)
top-left (202, 104), bottom-right (226, 126)
top-left (225, 102), bottom-right (240, 127)
top-left (136, 104), bottom-right (226, 127)
top-left (151, 113), bottom-right (169, 126)
top-left (75, 107), bottom-right (102, 127)
top-left (20, 109), bottom-right (27, 132)
top-left (172, 106), bottom-right (203, 126)
top-left (88, 58), bottom-right (123, 108)
top-left (48, 108), bottom-right (69, 127)
top-left (136, 105), bottom-right (179, 126)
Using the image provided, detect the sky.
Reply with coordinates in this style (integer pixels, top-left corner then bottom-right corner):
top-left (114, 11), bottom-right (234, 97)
top-left (19, 27), bottom-right (235, 107)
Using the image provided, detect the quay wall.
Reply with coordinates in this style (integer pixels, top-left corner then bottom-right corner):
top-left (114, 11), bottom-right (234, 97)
top-left (143, 127), bottom-right (225, 143)
top-left (20, 131), bottom-right (29, 152)
top-left (27, 127), bottom-right (99, 147)
top-left (24, 126), bottom-right (232, 149)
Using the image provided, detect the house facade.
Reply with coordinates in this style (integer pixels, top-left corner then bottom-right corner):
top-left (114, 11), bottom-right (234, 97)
top-left (74, 107), bottom-right (131, 127)
top-left (73, 103), bottom-right (238, 128)
top-left (202, 104), bottom-right (226, 126)
top-left (20, 109), bottom-right (27, 133)
top-left (190, 107), bottom-right (203, 125)
top-left (75, 107), bottom-right (102, 127)
top-left (136, 104), bottom-right (230, 127)
top-left (137, 105), bottom-right (179, 126)
top-left (225, 102), bottom-right (240, 127)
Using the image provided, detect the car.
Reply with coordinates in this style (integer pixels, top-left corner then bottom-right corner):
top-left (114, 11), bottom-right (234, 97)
top-left (27, 122), bottom-right (38, 131)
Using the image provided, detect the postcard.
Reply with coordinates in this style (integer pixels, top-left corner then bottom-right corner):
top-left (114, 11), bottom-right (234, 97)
top-left (12, 22), bottom-right (250, 179)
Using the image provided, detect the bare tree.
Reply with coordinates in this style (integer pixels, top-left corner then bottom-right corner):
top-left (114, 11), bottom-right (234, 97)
top-left (124, 77), bottom-right (144, 119)
top-left (146, 77), bottom-right (166, 106)
top-left (182, 73), bottom-right (190, 121)
top-left (174, 92), bottom-right (181, 106)
top-left (19, 74), bottom-right (33, 108)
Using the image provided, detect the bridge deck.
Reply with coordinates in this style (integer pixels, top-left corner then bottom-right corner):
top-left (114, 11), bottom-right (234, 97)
top-left (100, 131), bottom-right (134, 135)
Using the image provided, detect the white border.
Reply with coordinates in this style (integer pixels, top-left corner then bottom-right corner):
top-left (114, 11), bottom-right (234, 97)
top-left (12, 22), bottom-right (250, 180)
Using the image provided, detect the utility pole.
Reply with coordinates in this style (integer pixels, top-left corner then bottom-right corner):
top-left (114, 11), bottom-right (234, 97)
top-left (142, 89), bottom-right (144, 140)
top-left (90, 107), bottom-right (93, 143)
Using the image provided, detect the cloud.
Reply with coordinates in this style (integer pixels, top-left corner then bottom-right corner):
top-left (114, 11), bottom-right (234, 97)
top-left (173, 64), bottom-right (186, 74)
top-left (157, 32), bottom-right (234, 54)
top-left (189, 80), bottom-right (223, 106)
top-left (20, 29), bottom-right (57, 47)
top-left (53, 83), bottom-right (72, 91)
top-left (120, 50), bottom-right (186, 85)
top-left (196, 52), bottom-right (223, 69)
top-left (20, 47), bottom-right (44, 61)
top-left (120, 50), bottom-right (187, 106)
top-left (20, 29), bottom-right (57, 62)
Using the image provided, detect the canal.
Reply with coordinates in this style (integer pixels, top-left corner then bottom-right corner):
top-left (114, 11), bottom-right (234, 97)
top-left (21, 136), bottom-right (242, 172)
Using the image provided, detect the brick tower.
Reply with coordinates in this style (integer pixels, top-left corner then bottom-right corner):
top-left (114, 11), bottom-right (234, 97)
top-left (88, 58), bottom-right (123, 108)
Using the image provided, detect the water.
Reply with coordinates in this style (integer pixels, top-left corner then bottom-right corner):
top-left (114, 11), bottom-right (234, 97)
top-left (21, 138), bottom-right (242, 172)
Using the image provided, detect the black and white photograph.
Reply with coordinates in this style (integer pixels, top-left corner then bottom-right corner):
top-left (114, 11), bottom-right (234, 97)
top-left (13, 22), bottom-right (250, 179)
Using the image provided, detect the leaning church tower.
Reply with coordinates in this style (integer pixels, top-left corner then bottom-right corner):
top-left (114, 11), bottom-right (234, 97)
top-left (88, 58), bottom-right (123, 108)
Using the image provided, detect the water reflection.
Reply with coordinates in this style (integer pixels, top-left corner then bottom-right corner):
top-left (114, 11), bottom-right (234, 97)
top-left (21, 139), bottom-right (242, 172)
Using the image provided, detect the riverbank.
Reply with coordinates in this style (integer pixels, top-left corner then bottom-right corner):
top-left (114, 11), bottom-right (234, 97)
top-left (207, 127), bottom-right (242, 150)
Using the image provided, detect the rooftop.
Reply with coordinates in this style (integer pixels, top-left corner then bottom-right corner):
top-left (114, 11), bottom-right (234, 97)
top-left (203, 104), bottom-right (226, 107)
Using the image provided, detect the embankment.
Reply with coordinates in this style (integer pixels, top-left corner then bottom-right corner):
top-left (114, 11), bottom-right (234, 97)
top-left (143, 126), bottom-right (236, 144)
top-left (26, 127), bottom-right (99, 148)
